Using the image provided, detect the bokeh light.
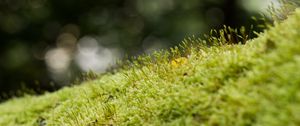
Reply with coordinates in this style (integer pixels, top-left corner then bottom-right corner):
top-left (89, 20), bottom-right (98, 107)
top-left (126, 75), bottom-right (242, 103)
top-left (239, 0), bottom-right (280, 14)
top-left (45, 48), bottom-right (71, 74)
top-left (75, 36), bottom-right (122, 73)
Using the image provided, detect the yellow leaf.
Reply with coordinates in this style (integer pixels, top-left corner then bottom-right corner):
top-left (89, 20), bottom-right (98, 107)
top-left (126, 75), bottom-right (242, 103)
top-left (171, 57), bottom-right (188, 68)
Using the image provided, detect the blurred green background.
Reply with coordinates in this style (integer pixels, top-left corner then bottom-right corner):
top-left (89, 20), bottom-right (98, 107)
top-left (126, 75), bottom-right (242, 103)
top-left (0, 0), bottom-right (276, 100)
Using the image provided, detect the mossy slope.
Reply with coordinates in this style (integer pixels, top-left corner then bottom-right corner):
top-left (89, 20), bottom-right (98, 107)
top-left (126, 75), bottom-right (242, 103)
top-left (1, 9), bottom-right (300, 126)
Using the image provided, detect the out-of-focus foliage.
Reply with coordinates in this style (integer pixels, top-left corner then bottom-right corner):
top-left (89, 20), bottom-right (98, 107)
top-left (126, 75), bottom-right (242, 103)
top-left (267, 0), bottom-right (300, 21)
top-left (0, 0), bottom-right (261, 99)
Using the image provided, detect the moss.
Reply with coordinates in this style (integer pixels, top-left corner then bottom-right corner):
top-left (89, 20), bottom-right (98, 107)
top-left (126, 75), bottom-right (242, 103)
top-left (1, 9), bottom-right (300, 126)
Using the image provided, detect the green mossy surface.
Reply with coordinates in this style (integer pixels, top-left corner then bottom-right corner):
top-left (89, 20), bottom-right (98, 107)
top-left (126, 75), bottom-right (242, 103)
top-left (1, 9), bottom-right (300, 126)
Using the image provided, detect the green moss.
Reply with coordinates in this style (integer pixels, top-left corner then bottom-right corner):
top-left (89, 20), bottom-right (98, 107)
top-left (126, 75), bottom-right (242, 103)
top-left (1, 9), bottom-right (300, 126)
